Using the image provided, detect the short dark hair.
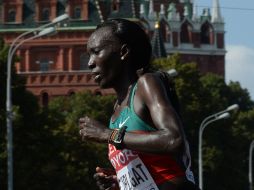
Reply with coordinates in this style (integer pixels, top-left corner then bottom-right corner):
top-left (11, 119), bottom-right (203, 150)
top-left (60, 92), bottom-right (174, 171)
top-left (96, 18), bottom-right (152, 73)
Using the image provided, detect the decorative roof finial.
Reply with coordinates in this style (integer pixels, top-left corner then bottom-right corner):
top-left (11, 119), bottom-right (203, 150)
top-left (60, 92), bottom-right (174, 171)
top-left (140, 4), bottom-right (145, 14)
top-left (160, 4), bottom-right (165, 16)
top-left (148, 0), bottom-right (157, 20)
top-left (192, 0), bottom-right (198, 21)
top-left (140, 3), bottom-right (146, 18)
top-left (167, 3), bottom-right (178, 21)
top-left (184, 4), bottom-right (189, 17)
top-left (211, 0), bottom-right (223, 23)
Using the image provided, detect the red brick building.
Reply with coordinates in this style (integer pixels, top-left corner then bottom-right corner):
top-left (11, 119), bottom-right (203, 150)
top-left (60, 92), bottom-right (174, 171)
top-left (0, 0), bottom-right (225, 105)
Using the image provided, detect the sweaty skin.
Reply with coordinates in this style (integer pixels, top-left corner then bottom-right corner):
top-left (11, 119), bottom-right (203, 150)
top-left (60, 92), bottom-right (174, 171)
top-left (80, 27), bottom-right (183, 154)
top-left (79, 23), bottom-right (198, 190)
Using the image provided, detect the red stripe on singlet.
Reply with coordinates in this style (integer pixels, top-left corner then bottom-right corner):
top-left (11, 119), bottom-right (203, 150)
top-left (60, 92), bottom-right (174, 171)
top-left (130, 130), bottom-right (185, 184)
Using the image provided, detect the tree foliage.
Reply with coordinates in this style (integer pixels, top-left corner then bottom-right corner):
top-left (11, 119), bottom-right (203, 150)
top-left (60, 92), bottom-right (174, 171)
top-left (1, 36), bottom-right (116, 190)
top-left (153, 54), bottom-right (254, 190)
top-left (1, 40), bottom-right (254, 190)
top-left (0, 37), bottom-right (41, 189)
top-left (38, 92), bottom-right (115, 190)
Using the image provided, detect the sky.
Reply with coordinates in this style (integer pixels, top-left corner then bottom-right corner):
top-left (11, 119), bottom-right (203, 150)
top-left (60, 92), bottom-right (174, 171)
top-left (196, 0), bottom-right (254, 100)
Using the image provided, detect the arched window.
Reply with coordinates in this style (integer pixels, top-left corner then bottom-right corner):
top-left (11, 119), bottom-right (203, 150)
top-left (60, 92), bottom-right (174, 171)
top-left (74, 6), bottom-right (81, 19)
top-left (95, 91), bottom-right (102, 96)
top-left (165, 25), bottom-right (171, 43)
top-left (42, 8), bottom-right (50, 21)
top-left (159, 20), bottom-right (171, 43)
top-left (180, 21), bottom-right (193, 43)
top-left (42, 92), bottom-right (49, 106)
top-left (68, 91), bottom-right (75, 96)
top-left (7, 9), bottom-right (16, 22)
top-left (201, 22), bottom-right (214, 44)
top-left (80, 53), bottom-right (89, 70)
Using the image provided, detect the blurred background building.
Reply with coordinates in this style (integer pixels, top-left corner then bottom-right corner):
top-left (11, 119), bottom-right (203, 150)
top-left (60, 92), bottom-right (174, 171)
top-left (0, 0), bottom-right (225, 105)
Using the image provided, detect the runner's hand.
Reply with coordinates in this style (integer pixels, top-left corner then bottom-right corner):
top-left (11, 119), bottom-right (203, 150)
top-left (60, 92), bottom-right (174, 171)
top-left (79, 116), bottom-right (110, 142)
top-left (94, 167), bottom-right (119, 190)
top-left (79, 116), bottom-right (105, 130)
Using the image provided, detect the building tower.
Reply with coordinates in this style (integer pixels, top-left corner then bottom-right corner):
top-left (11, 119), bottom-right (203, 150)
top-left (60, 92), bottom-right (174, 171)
top-left (142, 0), bottom-right (225, 76)
top-left (0, 0), bottom-right (225, 104)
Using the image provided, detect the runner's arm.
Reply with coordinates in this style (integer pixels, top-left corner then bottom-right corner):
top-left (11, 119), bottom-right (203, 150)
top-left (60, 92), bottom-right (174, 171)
top-left (122, 73), bottom-right (184, 154)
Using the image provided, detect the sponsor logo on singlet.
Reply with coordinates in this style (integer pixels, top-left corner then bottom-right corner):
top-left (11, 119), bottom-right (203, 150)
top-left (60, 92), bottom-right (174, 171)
top-left (108, 144), bottom-right (159, 190)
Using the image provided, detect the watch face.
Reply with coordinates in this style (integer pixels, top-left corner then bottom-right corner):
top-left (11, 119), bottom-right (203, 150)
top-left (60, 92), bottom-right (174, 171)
top-left (112, 126), bottom-right (127, 149)
top-left (114, 139), bottom-right (122, 144)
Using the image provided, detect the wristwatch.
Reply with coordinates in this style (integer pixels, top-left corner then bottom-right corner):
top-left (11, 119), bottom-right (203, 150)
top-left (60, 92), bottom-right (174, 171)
top-left (108, 126), bottom-right (127, 150)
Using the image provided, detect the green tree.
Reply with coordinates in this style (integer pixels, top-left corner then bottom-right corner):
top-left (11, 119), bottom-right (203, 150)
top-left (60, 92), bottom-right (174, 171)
top-left (2, 43), bottom-right (254, 190)
top-left (0, 37), bottom-right (42, 190)
top-left (1, 36), bottom-right (115, 189)
top-left (153, 55), bottom-right (254, 190)
top-left (33, 92), bottom-right (115, 190)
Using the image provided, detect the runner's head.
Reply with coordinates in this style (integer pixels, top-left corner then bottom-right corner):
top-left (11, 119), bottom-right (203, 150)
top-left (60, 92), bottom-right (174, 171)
top-left (87, 19), bottom-right (152, 88)
top-left (95, 18), bottom-right (152, 75)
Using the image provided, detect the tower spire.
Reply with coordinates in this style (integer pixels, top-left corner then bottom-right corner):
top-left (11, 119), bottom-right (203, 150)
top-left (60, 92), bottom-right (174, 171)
top-left (211, 0), bottom-right (223, 23)
top-left (192, 0), bottom-right (198, 21)
top-left (148, 0), bottom-right (157, 20)
top-left (159, 4), bottom-right (166, 19)
top-left (192, 5), bottom-right (198, 21)
top-left (140, 3), bottom-right (146, 19)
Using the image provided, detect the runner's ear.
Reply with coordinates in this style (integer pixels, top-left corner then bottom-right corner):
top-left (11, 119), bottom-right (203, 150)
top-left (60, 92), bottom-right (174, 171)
top-left (120, 44), bottom-right (130, 60)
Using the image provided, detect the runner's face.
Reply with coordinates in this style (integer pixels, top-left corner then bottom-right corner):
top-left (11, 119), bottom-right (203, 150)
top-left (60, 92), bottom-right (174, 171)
top-left (87, 27), bottom-right (123, 88)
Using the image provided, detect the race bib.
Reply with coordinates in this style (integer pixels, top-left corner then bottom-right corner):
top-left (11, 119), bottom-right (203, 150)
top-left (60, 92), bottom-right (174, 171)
top-left (108, 145), bottom-right (159, 190)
